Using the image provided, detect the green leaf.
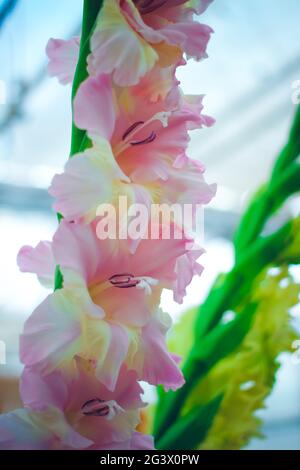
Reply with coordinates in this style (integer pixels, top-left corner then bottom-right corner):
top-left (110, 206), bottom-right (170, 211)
top-left (189, 302), bottom-right (257, 370)
top-left (272, 105), bottom-right (300, 178)
top-left (54, 265), bottom-right (63, 291)
top-left (156, 395), bottom-right (223, 450)
top-left (70, 0), bottom-right (104, 157)
top-left (195, 221), bottom-right (292, 339)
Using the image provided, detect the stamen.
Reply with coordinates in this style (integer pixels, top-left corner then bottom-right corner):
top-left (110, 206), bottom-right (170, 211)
top-left (122, 121), bottom-right (144, 141)
top-left (151, 111), bottom-right (171, 128)
top-left (135, 276), bottom-right (159, 295)
top-left (81, 399), bottom-right (109, 417)
top-left (109, 273), bottom-right (139, 288)
top-left (115, 112), bottom-right (171, 156)
top-left (109, 274), bottom-right (158, 295)
top-left (81, 399), bottom-right (124, 420)
top-left (90, 274), bottom-right (159, 299)
top-left (130, 131), bottom-right (156, 146)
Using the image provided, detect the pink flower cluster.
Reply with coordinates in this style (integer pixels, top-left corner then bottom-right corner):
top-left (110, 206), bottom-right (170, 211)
top-left (0, 0), bottom-right (215, 450)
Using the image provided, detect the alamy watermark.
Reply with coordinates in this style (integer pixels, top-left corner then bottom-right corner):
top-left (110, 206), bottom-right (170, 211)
top-left (95, 196), bottom-right (204, 245)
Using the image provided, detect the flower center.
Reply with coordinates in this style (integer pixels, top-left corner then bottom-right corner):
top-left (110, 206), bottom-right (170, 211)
top-left (109, 273), bottom-right (139, 288)
top-left (114, 111), bottom-right (171, 157)
top-left (89, 274), bottom-right (159, 299)
top-left (81, 399), bottom-right (124, 421)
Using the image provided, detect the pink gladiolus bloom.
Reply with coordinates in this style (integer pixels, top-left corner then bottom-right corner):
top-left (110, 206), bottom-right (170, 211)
top-left (88, 0), bottom-right (213, 86)
top-left (17, 241), bottom-right (55, 288)
top-left (0, 409), bottom-right (60, 450)
top-left (19, 220), bottom-right (199, 390)
top-left (0, 360), bottom-right (154, 450)
top-left (49, 72), bottom-right (215, 225)
top-left (46, 37), bottom-right (80, 85)
top-left (8, 0), bottom-right (217, 452)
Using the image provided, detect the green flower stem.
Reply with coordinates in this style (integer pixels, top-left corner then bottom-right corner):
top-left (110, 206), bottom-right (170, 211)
top-left (234, 163), bottom-right (300, 256)
top-left (54, 0), bottom-right (103, 291)
top-left (156, 396), bottom-right (223, 450)
top-left (234, 106), bottom-right (300, 254)
top-left (70, 0), bottom-right (103, 156)
top-left (194, 220), bottom-right (292, 338)
top-left (272, 105), bottom-right (300, 178)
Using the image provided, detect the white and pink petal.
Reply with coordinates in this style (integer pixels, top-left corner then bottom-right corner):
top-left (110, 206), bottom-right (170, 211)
top-left (46, 37), bottom-right (80, 85)
top-left (74, 74), bottom-right (116, 140)
top-left (17, 241), bottom-right (55, 288)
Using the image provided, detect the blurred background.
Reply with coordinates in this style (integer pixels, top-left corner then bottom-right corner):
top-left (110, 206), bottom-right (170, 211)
top-left (0, 0), bottom-right (299, 449)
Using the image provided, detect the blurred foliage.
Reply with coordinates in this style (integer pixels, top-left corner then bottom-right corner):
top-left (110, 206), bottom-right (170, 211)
top-left (185, 268), bottom-right (299, 449)
top-left (153, 106), bottom-right (300, 449)
top-left (199, 268), bottom-right (299, 449)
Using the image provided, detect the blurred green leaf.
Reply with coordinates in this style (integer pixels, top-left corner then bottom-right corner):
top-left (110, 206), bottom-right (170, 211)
top-left (190, 302), bottom-right (257, 368)
top-left (272, 105), bottom-right (300, 178)
top-left (156, 395), bottom-right (223, 450)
